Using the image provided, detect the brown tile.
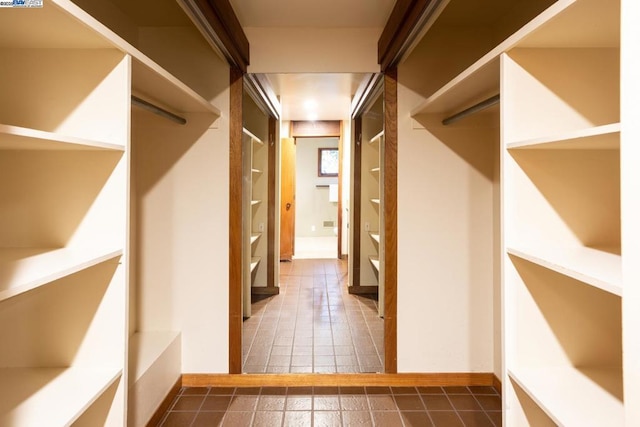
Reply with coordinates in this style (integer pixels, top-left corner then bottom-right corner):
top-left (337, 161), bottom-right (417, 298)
top-left (314, 396), bottom-right (341, 410)
top-left (443, 386), bottom-right (470, 395)
top-left (391, 386), bottom-right (418, 395)
top-left (292, 346), bottom-right (313, 355)
top-left (220, 411), bottom-right (253, 426)
top-left (394, 395), bottom-right (425, 411)
top-left (271, 345), bottom-right (293, 356)
top-left (171, 395), bottom-right (204, 411)
top-left (314, 411), bottom-right (342, 427)
top-left (469, 386), bottom-right (499, 395)
top-left (262, 387), bottom-right (288, 395)
top-left (200, 395), bottom-right (232, 411)
top-left (428, 411), bottom-right (464, 427)
top-left (234, 387), bottom-right (261, 395)
top-left (191, 411), bottom-right (224, 427)
top-left (457, 411), bottom-right (495, 427)
top-left (268, 355), bottom-right (291, 366)
top-left (181, 387), bottom-right (209, 395)
top-left (371, 411), bottom-right (403, 426)
top-left (161, 411), bottom-right (196, 427)
top-left (400, 411), bottom-right (434, 427)
top-left (366, 386), bottom-right (392, 395)
top-left (287, 386), bottom-right (313, 395)
top-left (209, 387), bottom-right (236, 395)
top-left (313, 386), bottom-right (340, 395)
top-left (368, 395), bottom-right (397, 411)
top-left (417, 386), bottom-right (444, 395)
top-left (340, 386), bottom-right (366, 395)
top-left (285, 396), bottom-right (312, 410)
top-left (283, 411), bottom-right (312, 426)
top-left (314, 365), bottom-right (337, 373)
top-left (487, 411), bottom-right (502, 427)
top-left (291, 355), bottom-right (312, 366)
top-left (342, 411), bottom-right (373, 426)
top-left (475, 395), bottom-right (502, 411)
top-left (290, 366), bottom-right (313, 373)
top-left (336, 355), bottom-right (358, 365)
top-left (315, 345), bottom-right (335, 355)
top-left (341, 395), bottom-right (369, 411)
top-left (421, 395), bottom-right (453, 411)
top-left (314, 355), bottom-right (335, 365)
top-left (252, 411), bottom-right (284, 426)
top-left (257, 396), bottom-right (286, 411)
top-left (448, 394), bottom-right (482, 411)
top-left (227, 395), bottom-right (258, 411)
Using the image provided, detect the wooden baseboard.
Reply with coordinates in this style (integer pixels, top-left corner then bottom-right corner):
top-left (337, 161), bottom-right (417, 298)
top-left (348, 285), bottom-right (378, 295)
top-left (182, 372), bottom-right (495, 388)
top-left (492, 374), bottom-right (502, 395)
top-left (251, 286), bottom-right (280, 296)
top-left (146, 376), bottom-right (182, 427)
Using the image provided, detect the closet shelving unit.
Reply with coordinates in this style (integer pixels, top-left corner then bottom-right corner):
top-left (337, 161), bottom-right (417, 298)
top-left (0, 1), bottom-right (128, 424)
top-left (1, 0), bottom-right (223, 425)
top-left (368, 130), bottom-right (384, 278)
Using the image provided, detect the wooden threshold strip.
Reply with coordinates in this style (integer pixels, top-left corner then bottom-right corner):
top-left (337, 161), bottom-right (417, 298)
top-left (182, 373), bottom-right (496, 388)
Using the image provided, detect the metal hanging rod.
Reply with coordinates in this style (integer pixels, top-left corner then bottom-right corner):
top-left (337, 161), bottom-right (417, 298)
top-left (131, 95), bottom-right (187, 125)
top-left (442, 94), bottom-right (500, 126)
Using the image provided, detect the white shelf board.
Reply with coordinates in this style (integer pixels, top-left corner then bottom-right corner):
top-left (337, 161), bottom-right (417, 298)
top-left (250, 257), bottom-right (261, 273)
top-left (369, 256), bottom-right (380, 272)
top-left (507, 245), bottom-right (621, 296)
top-left (370, 233), bottom-right (380, 244)
top-left (251, 200), bottom-right (262, 206)
top-left (0, 367), bottom-right (122, 426)
top-left (0, 247), bottom-right (123, 303)
top-left (0, 124), bottom-right (125, 151)
top-left (507, 123), bottom-right (620, 150)
top-left (371, 167), bottom-right (380, 173)
top-left (129, 331), bottom-right (180, 385)
top-left (250, 233), bottom-right (262, 245)
top-left (369, 131), bottom-right (384, 144)
top-left (508, 366), bottom-right (624, 427)
top-left (243, 128), bottom-right (264, 145)
top-left (371, 199), bottom-right (380, 205)
top-left (411, 0), bottom-right (579, 116)
top-left (252, 168), bottom-right (263, 174)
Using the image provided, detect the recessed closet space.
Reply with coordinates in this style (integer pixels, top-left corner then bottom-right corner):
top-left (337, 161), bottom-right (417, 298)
top-left (397, 0), bottom-right (553, 374)
top-left (502, 0), bottom-right (623, 424)
top-left (0, 3), bottom-right (128, 425)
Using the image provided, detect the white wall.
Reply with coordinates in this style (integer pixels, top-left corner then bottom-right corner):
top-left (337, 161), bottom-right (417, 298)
top-left (396, 69), bottom-right (497, 373)
top-left (295, 137), bottom-right (339, 237)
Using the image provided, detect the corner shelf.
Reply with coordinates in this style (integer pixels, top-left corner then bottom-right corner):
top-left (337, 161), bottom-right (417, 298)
top-left (0, 124), bottom-right (125, 151)
top-left (0, 367), bottom-right (122, 426)
top-left (507, 123), bottom-right (620, 150)
top-left (250, 257), bottom-right (261, 273)
top-left (371, 199), bottom-right (380, 205)
top-left (251, 200), bottom-right (262, 206)
top-left (369, 256), bottom-right (380, 273)
top-left (370, 233), bottom-right (380, 244)
top-left (508, 367), bottom-right (624, 427)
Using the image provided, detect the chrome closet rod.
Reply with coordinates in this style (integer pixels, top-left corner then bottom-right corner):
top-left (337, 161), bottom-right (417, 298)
top-left (131, 95), bottom-right (187, 125)
top-left (442, 94), bottom-right (500, 125)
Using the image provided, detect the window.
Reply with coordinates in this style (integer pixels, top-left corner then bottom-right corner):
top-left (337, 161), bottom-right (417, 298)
top-left (318, 148), bottom-right (339, 177)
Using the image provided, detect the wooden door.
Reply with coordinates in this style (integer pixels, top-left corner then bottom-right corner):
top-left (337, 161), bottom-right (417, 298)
top-left (280, 137), bottom-right (296, 260)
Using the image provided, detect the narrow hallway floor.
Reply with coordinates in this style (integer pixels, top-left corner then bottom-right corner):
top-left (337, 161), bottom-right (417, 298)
top-left (243, 258), bottom-right (384, 373)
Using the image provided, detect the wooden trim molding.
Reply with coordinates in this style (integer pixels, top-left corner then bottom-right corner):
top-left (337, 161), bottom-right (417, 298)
top-left (267, 116), bottom-right (277, 288)
top-left (229, 66), bottom-right (243, 374)
top-left (383, 68), bottom-right (398, 374)
top-left (186, 0), bottom-right (250, 72)
top-left (251, 287), bottom-right (280, 296)
top-left (352, 117), bottom-right (362, 286)
top-left (183, 373), bottom-right (496, 388)
top-left (493, 375), bottom-right (503, 395)
top-left (146, 377), bottom-right (182, 427)
top-left (291, 120), bottom-right (341, 138)
top-left (378, 0), bottom-right (437, 70)
top-left (348, 285), bottom-right (378, 295)
top-left (338, 122), bottom-right (344, 259)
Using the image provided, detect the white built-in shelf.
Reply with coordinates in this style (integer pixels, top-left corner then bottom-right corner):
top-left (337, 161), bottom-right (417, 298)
top-left (410, 0), bottom-right (593, 117)
top-left (0, 124), bottom-right (125, 151)
top-left (129, 331), bottom-right (180, 386)
top-left (250, 233), bottom-right (262, 245)
top-left (371, 167), bottom-right (380, 173)
top-left (0, 248), bottom-right (123, 303)
top-left (507, 123), bottom-right (620, 150)
top-left (371, 199), bottom-right (380, 205)
top-left (251, 200), bottom-right (261, 206)
top-left (369, 256), bottom-right (380, 273)
top-left (0, 0), bottom-right (220, 116)
top-left (0, 367), bottom-right (122, 426)
top-left (252, 168), bottom-right (262, 174)
top-left (508, 366), bottom-right (624, 427)
top-left (243, 128), bottom-right (264, 145)
top-left (369, 131), bottom-right (384, 144)
top-left (507, 245), bottom-right (622, 296)
top-left (250, 257), bottom-right (261, 273)
top-left (370, 233), bottom-right (380, 244)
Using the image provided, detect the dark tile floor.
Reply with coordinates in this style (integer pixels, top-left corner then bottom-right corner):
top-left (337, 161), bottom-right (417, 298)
top-left (157, 385), bottom-right (502, 426)
top-left (243, 259), bottom-right (384, 373)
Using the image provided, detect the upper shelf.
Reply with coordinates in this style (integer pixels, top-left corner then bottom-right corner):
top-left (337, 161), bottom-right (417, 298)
top-left (0, 0), bottom-right (220, 117)
top-left (507, 123), bottom-right (620, 150)
top-left (0, 124), bottom-right (125, 151)
top-left (411, 0), bottom-right (618, 117)
top-left (243, 128), bottom-right (265, 145)
top-left (369, 131), bottom-right (384, 144)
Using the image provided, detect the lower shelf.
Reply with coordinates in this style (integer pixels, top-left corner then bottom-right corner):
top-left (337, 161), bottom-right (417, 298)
top-left (0, 367), bottom-right (122, 426)
top-left (508, 366), bottom-right (624, 427)
top-left (369, 256), bottom-right (380, 272)
top-left (250, 257), bottom-right (261, 273)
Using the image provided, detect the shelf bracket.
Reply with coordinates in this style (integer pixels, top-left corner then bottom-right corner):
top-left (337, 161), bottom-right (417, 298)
top-left (442, 94), bottom-right (500, 126)
top-left (131, 95), bottom-right (187, 125)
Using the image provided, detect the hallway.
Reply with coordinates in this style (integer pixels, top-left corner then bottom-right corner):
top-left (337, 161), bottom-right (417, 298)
top-left (243, 259), bottom-right (384, 373)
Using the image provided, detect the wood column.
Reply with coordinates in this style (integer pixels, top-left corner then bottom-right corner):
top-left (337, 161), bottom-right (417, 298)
top-left (267, 116), bottom-right (276, 288)
top-left (352, 117), bottom-right (363, 286)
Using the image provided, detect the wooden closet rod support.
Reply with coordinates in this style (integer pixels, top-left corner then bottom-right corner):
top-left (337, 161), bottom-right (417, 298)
top-left (131, 95), bottom-right (187, 125)
top-left (442, 94), bottom-right (500, 126)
